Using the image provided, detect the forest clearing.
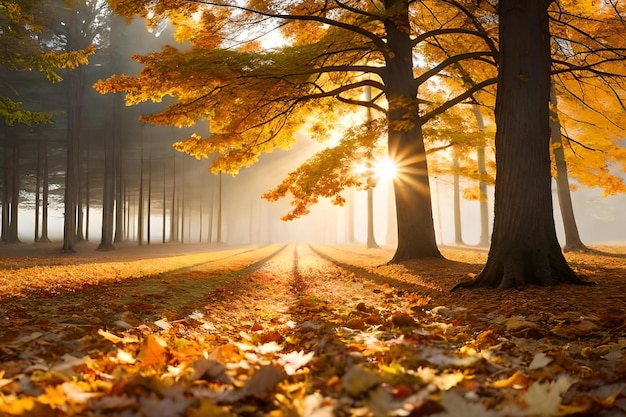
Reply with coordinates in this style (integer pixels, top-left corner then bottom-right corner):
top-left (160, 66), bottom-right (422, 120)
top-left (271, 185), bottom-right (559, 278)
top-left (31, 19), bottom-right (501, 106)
top-left (0, 243), bottom-right (624, 416)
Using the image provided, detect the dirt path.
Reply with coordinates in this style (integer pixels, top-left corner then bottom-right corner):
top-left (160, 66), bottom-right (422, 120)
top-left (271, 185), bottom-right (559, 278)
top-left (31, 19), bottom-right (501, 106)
top-left (0, 243), bottom-right (625, 416)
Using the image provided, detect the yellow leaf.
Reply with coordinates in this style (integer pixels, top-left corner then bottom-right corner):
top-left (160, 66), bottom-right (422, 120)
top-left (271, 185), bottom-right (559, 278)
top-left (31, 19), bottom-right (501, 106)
top-left (137, 335), bottom-right (168, 368)
top-left (492, 370), bottom-right (530, 389)
top-left (187, 398), bottom-right (236, 417)
top-left (0, 395), bottom-right (35, 415)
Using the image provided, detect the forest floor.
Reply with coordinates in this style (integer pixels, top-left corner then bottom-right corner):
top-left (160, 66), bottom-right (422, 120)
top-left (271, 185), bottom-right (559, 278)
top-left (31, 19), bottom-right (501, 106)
top-left (0, 241), bottom-right (624, 417)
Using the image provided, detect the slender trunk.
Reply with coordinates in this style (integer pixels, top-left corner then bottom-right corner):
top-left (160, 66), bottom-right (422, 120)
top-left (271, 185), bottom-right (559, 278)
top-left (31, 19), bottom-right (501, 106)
top-left (366, 181), bottom-right (379, 248)
top-left (85, 141), bottom-right (90, 241)
top-left (208, 175), bottom-right (214, 243)
top-left (170, 155), bottom-right (178, 242)
top-left (35, 141), bottom-right (42, 242)
top-left (98, 115), bottom-right (116, 251)
top-left (345, 188), bottom-right (355, 243)
top-left (162, 163), bottom-right (167, 243)
top-left (384, 0), bottom-right (440, 262)
top-left (137, 126), bottom-right (145, 246)
top-left (147, 130), bottom-right (152, 245)
top-left (40, 138), bottom-right (50, 242)
top-left (471, 105), bottom-right (491, 247)
top-left (217, 172), bottom-right (222, 243)
top-left (452, 150), bottom-right (463, 245)
top-left (550, 81), bottom-right (587, 252)
top-left (114, 99), bottom-right (124, 243)
top-left (1, 132), bottom-right (8, 242)
top-left (455, 0), bottom-right (585, 289)
top-left (8, 138), bottom-right (19, 243)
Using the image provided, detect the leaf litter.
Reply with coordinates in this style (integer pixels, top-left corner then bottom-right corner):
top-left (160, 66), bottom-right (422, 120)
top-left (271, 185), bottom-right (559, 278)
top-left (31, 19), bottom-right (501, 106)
top-left (0, 242), bottom-right (624, 416)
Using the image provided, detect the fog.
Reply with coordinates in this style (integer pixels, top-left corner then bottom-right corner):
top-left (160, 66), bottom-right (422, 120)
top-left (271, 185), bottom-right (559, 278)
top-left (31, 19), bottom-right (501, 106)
top-left (13, 132), bottom-right (626, 249)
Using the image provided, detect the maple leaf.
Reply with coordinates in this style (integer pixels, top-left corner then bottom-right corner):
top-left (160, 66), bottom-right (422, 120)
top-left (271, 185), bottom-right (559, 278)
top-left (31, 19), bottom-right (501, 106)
top-left (523, 375), bottom-right (574, 416)
top-left (137, 335), bottom-right (168, 369)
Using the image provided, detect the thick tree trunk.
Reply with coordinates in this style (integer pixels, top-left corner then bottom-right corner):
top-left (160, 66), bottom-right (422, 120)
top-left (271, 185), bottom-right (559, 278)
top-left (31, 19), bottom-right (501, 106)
top-left (384, 0), bottom-right (441, 262)
top-left (455, 0), bottom-right (587, 289)
top-left (550, 82), bottom-right (587, 252)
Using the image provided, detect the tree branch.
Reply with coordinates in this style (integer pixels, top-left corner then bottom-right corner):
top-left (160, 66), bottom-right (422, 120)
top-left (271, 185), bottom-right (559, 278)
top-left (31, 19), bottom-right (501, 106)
top-left (419, 77), bottom-right (497, 123)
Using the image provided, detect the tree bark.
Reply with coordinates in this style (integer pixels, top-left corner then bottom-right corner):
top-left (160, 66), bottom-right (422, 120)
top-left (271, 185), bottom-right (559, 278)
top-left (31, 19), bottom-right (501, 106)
top-left (383, 0), bottom-right (441, 262)
top-left (454, 0), bottom-right (587, 290)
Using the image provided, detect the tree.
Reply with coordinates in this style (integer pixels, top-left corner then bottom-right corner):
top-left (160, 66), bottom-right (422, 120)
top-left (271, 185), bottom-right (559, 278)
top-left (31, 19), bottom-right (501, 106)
top-left (99, 0), bottom-right (499, 262)
top-left (454, 0), bottom-right (595, 289)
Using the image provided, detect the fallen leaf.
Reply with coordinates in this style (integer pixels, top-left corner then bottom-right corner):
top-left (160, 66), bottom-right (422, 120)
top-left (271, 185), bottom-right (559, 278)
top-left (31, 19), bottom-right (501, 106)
top-left (493, 370), bottom-right (530, 389)
top-left (528, 352), bottom-right (553, 370)
top-left (137, 335), bottom-right (168, 368)
top-left (220, 365), bottom-right (286, 402)
top-left (431, 390), bottom-right (502, 417)
top-left (277, 350), bottom-right (315, 375)
top-left (524, 375), bottom-right (574, 416)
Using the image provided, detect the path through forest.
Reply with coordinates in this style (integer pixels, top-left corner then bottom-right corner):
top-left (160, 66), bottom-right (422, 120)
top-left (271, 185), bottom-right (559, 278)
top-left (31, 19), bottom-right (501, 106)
top-left (0, 242), bottom-right (625, 416)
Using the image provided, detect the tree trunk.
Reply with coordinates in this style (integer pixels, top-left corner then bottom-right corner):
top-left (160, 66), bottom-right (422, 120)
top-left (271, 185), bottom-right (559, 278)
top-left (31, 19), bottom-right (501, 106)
top-left (455, 0), bottom-right (587, 290)
top-left (114, 98), bottom-right (124, 243)
top-left (452, 150), bottom-right (463, 245)
top-left (471, 105), bottom-right (490, 247)
top-left (1, 134), bottom-right (8, 242)
top-left (40, 138), bottom-right (50, 242)
top-left (98, 110), bottom-right (116, 251)
top-left (63, 67), bottom-right (82, 252)
top-left (35, 141), bottom-right (42, 242)
top-left (550, 82), bottom-right (587, 252)
top-left (162, 163), bottom-right (167, 243)
top-left (7, 137), bottom-right (20, 243)
top-left (147, 130), bottom-right (152, 245)
top-left (383, 0), bottom-right (441, 262)
top-left (217, 172), bottom-right (222, 243)
top-left (137, 126), bottom-right (145, 246)
top-left (366, 180), bottom-right (379, 248)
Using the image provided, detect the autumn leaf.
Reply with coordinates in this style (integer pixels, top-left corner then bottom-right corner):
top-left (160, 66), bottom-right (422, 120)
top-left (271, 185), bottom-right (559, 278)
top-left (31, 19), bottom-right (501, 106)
top-left (137, 335), bottom-right (168, 368)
